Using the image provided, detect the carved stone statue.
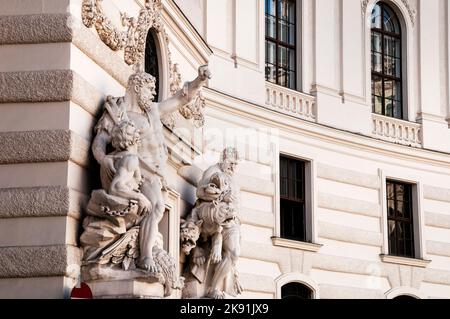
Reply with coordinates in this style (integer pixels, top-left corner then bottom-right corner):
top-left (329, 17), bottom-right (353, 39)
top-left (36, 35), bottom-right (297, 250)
top-left (80, 63), bottom-right (211, 297)
top-left (180, 147), bottom-right (243, 299)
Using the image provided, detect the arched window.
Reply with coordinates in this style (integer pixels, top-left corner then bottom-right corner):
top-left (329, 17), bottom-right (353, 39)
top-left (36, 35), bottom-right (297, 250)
top-left (145, 29), bottom-right (160, 102)
top-left (393, 295), bottom-right (418, 300)
top-left (281, 282), bottom-right (313, 299)
top-left (371, 2), bottom-right (403, 119)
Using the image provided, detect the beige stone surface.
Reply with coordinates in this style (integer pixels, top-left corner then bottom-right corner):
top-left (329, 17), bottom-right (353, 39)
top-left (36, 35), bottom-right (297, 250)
top-left (318, 192), bottom-right (381, 217)
top-left (87, 280), bottom-right (165, 299)
top-left (0, 0), bottom-right (70, 16)
top-left (316, 163), bottom-right (380, 189)
top-left (0, 162), bottom-right (68, 188)
top-left (0, 186), bottom-right (71, 218)
top-left (0, 130), bottom-right (90, 167)
top-left (318, 221), bottom-right (383, 247)
top-left (0, 276), bottom-right (75, 299)
top-left (427, 241), bottom-right (450, 258)
top-left (424, 185), bottom-right (450, 203)
top-left (0, 130), bottom-right (71, 164)
top-left (0, 102), bottom-right (70, 133)
top-left (0, 43), bottom-right (70, 72)
top-left (0, 244), bottom-right (81, 279)
top-left (0, 216), bottom-right (78, 246)
top-left (319, 284), bottom-right (385, 299)
top-left (0, 14), bottom-right (72, 44)
top-left (426, 212), bottom-right (450, 229)
top-left (0, 70), bottom-right (73, 103)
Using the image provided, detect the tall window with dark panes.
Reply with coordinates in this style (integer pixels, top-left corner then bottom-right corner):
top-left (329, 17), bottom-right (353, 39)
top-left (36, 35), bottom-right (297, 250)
top-left (265, 0), bottom-right (296, 89)
top-left (371, 2), bottom-right (403, 119)
top-left (280, 156), bottom-right (306, 242)
top-left (386, 180), bottom-right (415, 258)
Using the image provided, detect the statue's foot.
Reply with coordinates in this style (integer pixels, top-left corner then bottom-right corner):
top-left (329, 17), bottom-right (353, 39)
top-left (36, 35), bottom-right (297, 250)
top-left (137, 257), bottom-right (159, 273)
top-left (207, 289), bottom-right (225, 299)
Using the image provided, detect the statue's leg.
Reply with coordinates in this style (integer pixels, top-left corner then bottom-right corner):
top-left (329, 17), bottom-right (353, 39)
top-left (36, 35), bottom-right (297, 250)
top-left (137, 178), bottom-right (165, 272)
top-left (207, 228), bottom-right (240, 298)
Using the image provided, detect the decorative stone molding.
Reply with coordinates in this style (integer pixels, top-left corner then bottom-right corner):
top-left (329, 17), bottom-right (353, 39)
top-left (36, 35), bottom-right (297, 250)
top-left (372, 114), bottom-right (422, 148)
top-left (380, 254), bottom-right (431, 268)
top-left (361, 0), bottom-right (416, 27)
top-left (271, 237), bottom-right (322, 253)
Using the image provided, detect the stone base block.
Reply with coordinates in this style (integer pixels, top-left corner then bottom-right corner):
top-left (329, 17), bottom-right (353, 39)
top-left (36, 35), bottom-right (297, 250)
top-left (82, 264), bottom-right (165, 299)
top-left (86, 279), bottom-right (165, 299)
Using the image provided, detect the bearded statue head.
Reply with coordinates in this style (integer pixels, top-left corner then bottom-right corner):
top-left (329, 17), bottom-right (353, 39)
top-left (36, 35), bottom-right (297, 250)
top-left (127, 63), bottom-right (157, 110)
top-left (219, 147), bottom-right (239, 176)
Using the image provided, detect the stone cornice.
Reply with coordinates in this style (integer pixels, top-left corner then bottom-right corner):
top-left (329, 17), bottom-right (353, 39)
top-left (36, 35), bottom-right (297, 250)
top-left (204, 88), bottom-right (450, 170)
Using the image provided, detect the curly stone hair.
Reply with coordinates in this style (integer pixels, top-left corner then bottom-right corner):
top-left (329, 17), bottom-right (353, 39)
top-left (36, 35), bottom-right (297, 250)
top-left (127, 70), bottom-right (156, 93)
top-left (111, 121), bottom-right (141, 151)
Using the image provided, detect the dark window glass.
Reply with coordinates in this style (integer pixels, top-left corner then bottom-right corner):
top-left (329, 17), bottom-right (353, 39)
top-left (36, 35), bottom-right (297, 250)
top-left (281, 282), bottom-right (313, 299)
top-left (393, 295), bottom-right (417, 300)
top-left (265, 0), bottom-right (296, 90)
top-left (387, 180), bottom-right (415, 258)
top-left (145, 29), bottom-right (159, 102)
top-left (371, 3), bottom-right (403, 119)
top-left (280, 156), bottom-right (306, 241)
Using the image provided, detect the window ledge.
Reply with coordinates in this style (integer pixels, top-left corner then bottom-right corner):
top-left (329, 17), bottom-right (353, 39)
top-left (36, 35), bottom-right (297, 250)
top-left (271, 237), bottom-right (322, 252)
top-left (380, 254), bottom-right (431, 268)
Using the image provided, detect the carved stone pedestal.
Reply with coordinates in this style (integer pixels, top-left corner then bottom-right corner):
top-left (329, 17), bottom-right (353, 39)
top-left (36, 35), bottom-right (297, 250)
top-left (82, 264), bottom-right (165, 299)
top-left (86, 279), bottom-right (165, 299)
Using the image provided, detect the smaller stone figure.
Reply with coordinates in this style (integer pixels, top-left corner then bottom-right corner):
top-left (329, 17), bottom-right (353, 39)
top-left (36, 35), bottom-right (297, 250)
top-left (108, 120), bottom-right (151, 216)
top-left (180, 147), bottom-right (243, 299)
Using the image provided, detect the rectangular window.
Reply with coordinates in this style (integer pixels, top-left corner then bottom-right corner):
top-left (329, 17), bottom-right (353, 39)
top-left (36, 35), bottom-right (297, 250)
top-left (280, 156), bottom-right (307, 241)
top-left (386, 180), bottom-right (415, 258)
top-left (265, 0), bottom-right (297, 90)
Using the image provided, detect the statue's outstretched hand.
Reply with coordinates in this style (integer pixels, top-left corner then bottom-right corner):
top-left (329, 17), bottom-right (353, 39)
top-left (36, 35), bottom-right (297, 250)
top-left (198, 65), bottom-right (212, 81)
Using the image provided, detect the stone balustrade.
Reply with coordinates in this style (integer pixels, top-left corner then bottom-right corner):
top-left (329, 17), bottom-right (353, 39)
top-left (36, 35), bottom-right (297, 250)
top-left (265, 82), bottom-right (316, 122)
top-left (372, 114), bottom-right (422, 148)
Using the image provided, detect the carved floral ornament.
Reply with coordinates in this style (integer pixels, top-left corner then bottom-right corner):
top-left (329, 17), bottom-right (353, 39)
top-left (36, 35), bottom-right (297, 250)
top-left (361, 0), bottom-right (416, 27)
top-left (81, 0), bottom-right (205, 128)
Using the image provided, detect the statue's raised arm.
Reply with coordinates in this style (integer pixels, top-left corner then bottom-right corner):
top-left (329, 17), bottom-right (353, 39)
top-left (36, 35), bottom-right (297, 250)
top-left (158, 65), bottom-right (212, 116)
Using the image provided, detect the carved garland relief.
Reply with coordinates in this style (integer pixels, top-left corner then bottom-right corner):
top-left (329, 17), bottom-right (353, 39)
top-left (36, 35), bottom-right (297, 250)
top-left (81, 0), bottom-right (205, 128)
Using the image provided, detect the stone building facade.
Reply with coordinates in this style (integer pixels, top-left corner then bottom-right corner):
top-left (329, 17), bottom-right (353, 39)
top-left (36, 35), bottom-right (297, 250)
top-left (1, 0), bottom-right (450, 299)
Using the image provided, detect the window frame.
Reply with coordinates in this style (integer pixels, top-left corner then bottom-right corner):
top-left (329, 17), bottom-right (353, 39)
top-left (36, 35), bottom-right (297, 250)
top-left (265, 0), bottom-right (297, 90)
top-left (274, 152), bottom-right (318, 248)
top-left (371, 2), bottom-right (404, 119)
top-left (275, 273), bottom-right (319, 299)
top-left (386, 180), bottom-right (415, 258)
top-left (379, 169), bottom-right (427, 264)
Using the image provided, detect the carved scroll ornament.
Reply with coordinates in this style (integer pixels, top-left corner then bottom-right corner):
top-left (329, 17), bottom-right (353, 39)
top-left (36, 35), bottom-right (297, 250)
top-left (361, 0), bottom-right (416, 26)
